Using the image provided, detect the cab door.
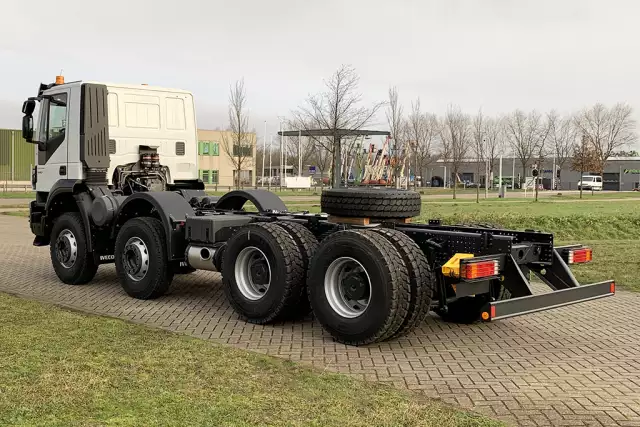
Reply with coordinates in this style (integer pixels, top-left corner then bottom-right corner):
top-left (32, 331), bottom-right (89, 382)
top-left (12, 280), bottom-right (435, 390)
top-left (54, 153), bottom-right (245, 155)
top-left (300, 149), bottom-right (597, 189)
top-left (36, 89), bottom-right (70, 192)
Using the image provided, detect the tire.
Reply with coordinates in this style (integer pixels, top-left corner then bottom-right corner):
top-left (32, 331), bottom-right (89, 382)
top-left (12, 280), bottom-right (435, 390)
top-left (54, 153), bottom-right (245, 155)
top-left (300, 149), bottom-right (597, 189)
top-left (221, 222), bottom-right (306, 324)
top-left (272, 221), bottom-right (319, 318)
top-left (307, 229), bottom-right (410, 345)
top-left (368, 228), bottom-right (434, 337)
top-left (50, 212), bottom-right (98, 285)
top-left (320, 188), bottom-right (421, 218)
top-left (115, 217), bottom-right (174, 300)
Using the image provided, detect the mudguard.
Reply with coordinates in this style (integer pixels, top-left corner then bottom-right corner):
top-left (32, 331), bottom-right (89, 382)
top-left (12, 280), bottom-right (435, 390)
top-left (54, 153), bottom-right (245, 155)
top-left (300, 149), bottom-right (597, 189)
top-left (113, 191), bottom-right (194, 260)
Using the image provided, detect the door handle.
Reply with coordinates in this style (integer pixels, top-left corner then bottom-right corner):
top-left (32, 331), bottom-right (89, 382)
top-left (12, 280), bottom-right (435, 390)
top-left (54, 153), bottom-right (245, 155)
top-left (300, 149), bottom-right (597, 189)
top-left (59, 166), bottom-right (66, 176)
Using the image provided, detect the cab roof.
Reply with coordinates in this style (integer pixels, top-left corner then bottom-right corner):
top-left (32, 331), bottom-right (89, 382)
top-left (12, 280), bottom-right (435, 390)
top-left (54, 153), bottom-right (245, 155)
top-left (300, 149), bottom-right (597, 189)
top-left (40, 80), bottom-right (192, 96)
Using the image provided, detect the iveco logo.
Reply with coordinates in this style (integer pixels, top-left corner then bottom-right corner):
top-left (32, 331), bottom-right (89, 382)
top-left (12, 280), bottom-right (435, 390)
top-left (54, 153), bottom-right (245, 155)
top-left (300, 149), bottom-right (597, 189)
top-left (100, 255), bottom-right (115, 261)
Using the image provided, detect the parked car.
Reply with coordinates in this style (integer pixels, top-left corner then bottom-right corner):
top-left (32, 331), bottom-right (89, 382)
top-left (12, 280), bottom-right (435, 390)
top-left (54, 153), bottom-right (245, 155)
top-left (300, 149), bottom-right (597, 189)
top-left (577, 175), bottom-right (603, 191)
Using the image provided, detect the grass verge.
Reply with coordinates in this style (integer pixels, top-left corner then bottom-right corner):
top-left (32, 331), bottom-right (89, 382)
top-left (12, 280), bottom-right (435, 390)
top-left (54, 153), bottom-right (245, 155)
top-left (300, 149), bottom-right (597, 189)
top-left (0, 191), bottom-right (35, 199)
top-left (0, 210), bottom-right (29, 217)
top-left (0, 293), bottom-right (500, 427)
top-left (569, 240), bottom-right (640, 292)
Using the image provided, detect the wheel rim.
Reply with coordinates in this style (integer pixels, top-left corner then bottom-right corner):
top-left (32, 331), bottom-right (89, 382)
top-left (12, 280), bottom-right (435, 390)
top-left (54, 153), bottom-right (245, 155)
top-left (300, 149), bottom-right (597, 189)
top-left (235, 246), bottom-right (271, 300)
top-left (122, 237), bottom-right (149, 282)
top-left (55, 229), bottom-right (77, 269)
top-left (324, 257), bottom-right (372, 318)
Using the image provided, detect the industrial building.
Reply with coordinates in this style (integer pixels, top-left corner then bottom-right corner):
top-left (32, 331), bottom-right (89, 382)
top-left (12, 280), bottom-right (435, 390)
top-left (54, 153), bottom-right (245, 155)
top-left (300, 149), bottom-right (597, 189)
top-left (430, 156), bottom-right (640, 191)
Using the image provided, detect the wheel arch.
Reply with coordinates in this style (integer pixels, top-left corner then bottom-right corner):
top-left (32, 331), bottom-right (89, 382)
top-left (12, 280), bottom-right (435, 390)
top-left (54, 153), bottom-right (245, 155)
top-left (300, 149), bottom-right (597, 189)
top-left (41, 180), bottom-right (91, 249)
top-left (112, 192), bottom-right (194, 261)
top-left (215, 189), bottom-right (287, 213)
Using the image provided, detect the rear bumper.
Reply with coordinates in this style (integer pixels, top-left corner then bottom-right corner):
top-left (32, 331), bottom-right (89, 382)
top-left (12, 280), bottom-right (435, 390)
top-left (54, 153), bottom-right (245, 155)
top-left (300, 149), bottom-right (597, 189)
top-left (482, 280), bottom-right (615, 321)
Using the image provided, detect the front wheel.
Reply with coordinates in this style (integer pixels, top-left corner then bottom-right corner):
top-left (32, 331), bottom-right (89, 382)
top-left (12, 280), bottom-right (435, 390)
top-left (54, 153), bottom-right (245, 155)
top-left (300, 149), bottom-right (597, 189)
top-left (115, 217), bottom-right (173, 299)
top-left (50, 212), bottom-right (98, 285)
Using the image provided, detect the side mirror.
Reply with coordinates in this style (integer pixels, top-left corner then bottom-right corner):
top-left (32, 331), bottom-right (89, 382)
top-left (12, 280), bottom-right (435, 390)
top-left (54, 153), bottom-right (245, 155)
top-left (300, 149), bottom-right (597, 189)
top-left (22, 115), bottom-right (34, 142)
top-left (22, 99), bottom-right (36, 116)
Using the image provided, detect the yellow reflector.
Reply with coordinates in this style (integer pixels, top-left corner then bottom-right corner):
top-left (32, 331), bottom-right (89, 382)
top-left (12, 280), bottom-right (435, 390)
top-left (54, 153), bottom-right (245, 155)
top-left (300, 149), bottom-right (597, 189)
top-left (441, 253), bottom-right (474, 277)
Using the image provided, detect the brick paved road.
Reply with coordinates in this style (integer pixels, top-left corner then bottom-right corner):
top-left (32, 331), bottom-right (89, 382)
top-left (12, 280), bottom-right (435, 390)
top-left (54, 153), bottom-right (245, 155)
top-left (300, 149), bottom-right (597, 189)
top-left (1, 215), bottom-right (640, 426)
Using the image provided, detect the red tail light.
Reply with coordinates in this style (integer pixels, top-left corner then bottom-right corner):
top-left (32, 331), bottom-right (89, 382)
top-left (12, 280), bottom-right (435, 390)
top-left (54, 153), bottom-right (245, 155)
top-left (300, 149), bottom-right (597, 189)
top-left (567, 248), bottom-right (592, 264)
top-left (460, 259), bottom-right (499, 280)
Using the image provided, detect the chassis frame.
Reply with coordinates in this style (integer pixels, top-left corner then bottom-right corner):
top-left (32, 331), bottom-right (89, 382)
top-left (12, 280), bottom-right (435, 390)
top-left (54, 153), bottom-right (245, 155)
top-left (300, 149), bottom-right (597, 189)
top-left (30, 187), bottom-right (615, 325)
top-left (180, 189), bottom-right (615, 322)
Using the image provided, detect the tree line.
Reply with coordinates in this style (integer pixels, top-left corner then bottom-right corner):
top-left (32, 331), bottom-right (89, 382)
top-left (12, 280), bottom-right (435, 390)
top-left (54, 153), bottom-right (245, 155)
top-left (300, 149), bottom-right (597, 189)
top-left (224, 66), bottom-right (638, 194)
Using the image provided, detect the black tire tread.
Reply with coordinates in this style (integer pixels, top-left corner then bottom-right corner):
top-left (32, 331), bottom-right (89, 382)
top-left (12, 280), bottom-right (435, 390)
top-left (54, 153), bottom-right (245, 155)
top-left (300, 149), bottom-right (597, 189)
top-left (271, 221), bottom-right (319, 318)
top-left (115, 217), bottom-right (173, 300)
top-left (367, 228), bottom-right (434, 337)
top-left (222, 222), bottom-right (306, 324)
top-left (308, 229), bottom-right (410, 345)
top-left (50, 212), bottom-right (98, 285)
top-left (320, 188), bottom-right (421, 218)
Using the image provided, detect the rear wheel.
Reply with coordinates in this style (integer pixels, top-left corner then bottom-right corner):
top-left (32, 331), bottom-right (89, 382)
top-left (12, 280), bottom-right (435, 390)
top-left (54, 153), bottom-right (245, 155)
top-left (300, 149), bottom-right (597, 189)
top-left (50, 212), bottom-right (98, 285)
top-left (307, 230), bottom-right (410, 345)
top-left (115, 217), bottom-right (173, 299)
top-left (368, 228), bottom-right (434, 337)
top-left (222, 223), bottom-right (306, 324)
top-left (272, 221), bottom-right (319, 318)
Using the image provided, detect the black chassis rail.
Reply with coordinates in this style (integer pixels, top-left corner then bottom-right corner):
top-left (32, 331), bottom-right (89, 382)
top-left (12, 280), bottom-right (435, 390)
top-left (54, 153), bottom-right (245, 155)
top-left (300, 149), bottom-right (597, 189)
top-left (186, 202), bottom-right (617, 323)
top-left (248, 215), bottom-right (615, 322)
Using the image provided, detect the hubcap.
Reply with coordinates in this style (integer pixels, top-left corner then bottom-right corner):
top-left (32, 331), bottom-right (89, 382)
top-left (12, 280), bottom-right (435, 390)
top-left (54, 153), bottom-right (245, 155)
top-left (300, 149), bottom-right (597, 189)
top-left (122, 237), bottom-right (149, 282)
top-left (235, 246), bottom-right (271, 300)
top-left (325, 257), bottom-right (372, 318)
top-left (55, 229), bottom-right (77, 269)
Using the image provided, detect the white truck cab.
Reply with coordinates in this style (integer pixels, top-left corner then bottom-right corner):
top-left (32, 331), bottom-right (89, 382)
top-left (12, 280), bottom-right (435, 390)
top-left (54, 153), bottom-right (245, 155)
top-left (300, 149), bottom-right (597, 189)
top-left (23, 77), bottom-right (199, 194)
top-left (577, 175), bottom-right (603, 191)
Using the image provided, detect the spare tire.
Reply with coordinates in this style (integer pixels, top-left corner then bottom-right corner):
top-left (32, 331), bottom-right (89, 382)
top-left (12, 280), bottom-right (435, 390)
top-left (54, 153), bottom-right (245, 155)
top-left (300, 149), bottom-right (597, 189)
top-left (320, 188), bottom-right (421, 218)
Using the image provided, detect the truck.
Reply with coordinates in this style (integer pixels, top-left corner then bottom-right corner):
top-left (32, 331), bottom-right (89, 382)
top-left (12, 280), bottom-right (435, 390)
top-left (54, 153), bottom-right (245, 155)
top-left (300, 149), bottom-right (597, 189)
top-left (21, 77), bottom-right (616, 346)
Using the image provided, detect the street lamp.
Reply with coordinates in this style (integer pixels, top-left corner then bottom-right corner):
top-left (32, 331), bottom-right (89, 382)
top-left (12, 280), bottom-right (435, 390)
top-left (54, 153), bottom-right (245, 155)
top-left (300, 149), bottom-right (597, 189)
top-left (262, 120), bottom-right (267, 187)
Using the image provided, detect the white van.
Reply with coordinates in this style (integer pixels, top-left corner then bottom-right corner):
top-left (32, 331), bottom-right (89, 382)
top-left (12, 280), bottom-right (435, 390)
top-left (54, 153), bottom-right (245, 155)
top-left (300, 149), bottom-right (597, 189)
top-left (577, 175), bottom-right (603, 191)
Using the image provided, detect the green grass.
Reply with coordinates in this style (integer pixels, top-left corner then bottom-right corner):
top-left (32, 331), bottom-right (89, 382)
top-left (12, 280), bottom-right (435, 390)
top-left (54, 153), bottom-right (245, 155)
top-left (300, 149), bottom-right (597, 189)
top-left (0, 293), bottom-right (500, 427)
top-left (0, 210), bottom-right (29, 217)
top-left (0, 191), bottom-right (35, 199)
top-left (569, 240), bottom-right (640, 292)
top-left (282, 199), bottom-right (640, 240)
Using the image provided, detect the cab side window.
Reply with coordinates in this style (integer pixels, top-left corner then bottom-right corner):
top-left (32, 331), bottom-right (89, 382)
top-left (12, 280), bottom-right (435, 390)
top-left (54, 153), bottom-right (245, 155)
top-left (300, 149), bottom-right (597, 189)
top-left (596, 177), bottom-right (602, 183)
top-left (47, 93), bottom-right (68, 141)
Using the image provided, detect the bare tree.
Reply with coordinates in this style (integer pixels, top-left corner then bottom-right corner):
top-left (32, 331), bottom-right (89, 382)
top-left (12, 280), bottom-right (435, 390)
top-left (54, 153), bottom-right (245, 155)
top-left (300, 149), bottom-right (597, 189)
top-left (574, 103), bottom-right (637, 176)
top-left (483, 116), bottom-right (504, 188)
top-left (472, 109), bottom-right (486, 203)
top-left (504, 110), bottom-right (548, 189)
top-left (386, 86), bottom-right (404, 188)
top-left (294, 65), bottom-right (384, 187)
top-left (221, 79), bottom-right (252, 189)
top-left (571, 135), bottom-right (600, 199)
top-left (547, 111), bottom-right (577, 190)
top-left (440, 105), bottom-right (471, 199)
top-left (407, 99), bottom-right (439, 188)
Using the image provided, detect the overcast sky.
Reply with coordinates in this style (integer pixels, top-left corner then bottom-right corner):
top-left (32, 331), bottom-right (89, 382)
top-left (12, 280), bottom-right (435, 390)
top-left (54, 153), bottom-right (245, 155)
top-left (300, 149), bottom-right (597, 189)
top-left (1, 0), bottom-right (639, 147)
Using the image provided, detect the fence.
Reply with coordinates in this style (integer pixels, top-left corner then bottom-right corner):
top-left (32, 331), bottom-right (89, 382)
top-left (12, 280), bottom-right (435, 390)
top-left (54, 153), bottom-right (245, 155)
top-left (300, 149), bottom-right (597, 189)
top-left (0, 129), bottom-right (33, 183)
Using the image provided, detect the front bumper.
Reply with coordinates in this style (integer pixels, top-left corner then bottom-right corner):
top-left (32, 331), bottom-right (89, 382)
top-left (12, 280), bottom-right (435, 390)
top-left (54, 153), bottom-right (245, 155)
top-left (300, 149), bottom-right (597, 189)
top-left (482, 280), bottom-right (615, 321)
